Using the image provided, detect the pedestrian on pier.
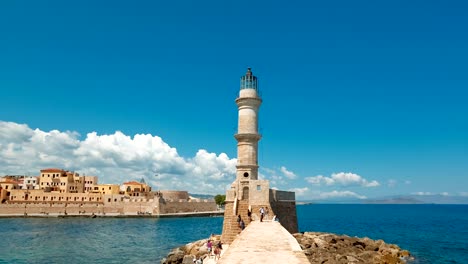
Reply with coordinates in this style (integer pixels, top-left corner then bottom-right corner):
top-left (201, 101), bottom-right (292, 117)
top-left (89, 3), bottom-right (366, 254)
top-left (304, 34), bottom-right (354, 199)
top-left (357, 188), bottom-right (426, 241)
top-left (240, 219), bottom-right (245, 230)
top-left (207, 240), bottom-right (212, 257)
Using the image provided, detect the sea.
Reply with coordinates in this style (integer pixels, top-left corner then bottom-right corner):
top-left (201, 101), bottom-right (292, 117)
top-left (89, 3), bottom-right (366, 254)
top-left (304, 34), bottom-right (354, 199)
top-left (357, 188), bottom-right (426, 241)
top-left (0, 204), bottom-right (467, 264)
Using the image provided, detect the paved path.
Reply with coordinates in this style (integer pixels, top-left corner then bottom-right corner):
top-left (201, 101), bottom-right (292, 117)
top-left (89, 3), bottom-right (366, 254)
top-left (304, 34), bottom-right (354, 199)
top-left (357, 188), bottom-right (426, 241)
top-left (217, 221), bottom-right (309, 264)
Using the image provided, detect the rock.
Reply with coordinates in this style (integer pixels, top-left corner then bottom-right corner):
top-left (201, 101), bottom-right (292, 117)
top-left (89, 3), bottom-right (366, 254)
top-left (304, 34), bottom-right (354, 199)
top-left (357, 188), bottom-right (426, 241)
top-left (163, 247), bottom-right (186, 264)
top-left (294, 232), bottom-right (411, 264)
top-left (182, 255), bottom-right (195, 264)
top-left (161, 232), bottom-right (411, 264)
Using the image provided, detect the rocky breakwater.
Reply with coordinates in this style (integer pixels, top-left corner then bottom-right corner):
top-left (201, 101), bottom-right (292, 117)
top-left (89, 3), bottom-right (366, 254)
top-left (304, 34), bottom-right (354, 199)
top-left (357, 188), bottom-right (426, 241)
top-left (161, 233), bottom-right (413, 264)
top-left (294, 232), bottom-right (413, 264)
top-left (162, 235), bottom-right (222, 264)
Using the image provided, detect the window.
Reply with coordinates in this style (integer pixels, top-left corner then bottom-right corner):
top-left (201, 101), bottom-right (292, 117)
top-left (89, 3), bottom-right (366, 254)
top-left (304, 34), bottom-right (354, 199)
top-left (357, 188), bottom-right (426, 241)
top-left (257, 185), bottom-right (261, 191)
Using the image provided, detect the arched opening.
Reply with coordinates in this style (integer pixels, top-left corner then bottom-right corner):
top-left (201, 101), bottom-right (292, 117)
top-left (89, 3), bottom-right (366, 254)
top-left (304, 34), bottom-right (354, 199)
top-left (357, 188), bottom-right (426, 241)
top-left (242, 186), bottom-right (249, 200)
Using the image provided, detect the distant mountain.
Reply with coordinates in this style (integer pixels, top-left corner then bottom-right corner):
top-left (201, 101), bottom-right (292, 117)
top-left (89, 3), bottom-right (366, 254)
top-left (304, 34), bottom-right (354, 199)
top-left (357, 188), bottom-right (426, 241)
top-left (363, 196), bottom-right (426, 204)
top-left (402, 194), bottom-right (468, 204)
top-left (298, 194), bottom-right (468, 205)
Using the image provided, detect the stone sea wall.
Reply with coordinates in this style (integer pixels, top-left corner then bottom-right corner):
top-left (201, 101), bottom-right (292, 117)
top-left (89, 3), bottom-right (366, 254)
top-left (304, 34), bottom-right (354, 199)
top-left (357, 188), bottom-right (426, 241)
top-left (161, 232), bottom-right (413, 264)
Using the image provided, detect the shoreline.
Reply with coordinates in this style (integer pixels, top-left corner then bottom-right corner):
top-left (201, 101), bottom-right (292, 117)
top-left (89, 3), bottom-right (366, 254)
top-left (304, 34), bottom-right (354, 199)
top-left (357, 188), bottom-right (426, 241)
top-left (0, 210), bottom-right (224, 218)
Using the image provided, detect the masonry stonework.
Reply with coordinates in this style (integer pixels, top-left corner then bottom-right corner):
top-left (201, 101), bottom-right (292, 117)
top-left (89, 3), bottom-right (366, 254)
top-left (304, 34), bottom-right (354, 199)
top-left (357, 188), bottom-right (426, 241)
top-left (221, 69), bottom-right (298, 244)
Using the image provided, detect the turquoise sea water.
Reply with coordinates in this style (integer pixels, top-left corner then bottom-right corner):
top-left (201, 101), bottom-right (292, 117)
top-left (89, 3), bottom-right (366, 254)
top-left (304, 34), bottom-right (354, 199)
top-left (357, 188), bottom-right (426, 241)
top-left (0, 204), bottom-right (467, 264)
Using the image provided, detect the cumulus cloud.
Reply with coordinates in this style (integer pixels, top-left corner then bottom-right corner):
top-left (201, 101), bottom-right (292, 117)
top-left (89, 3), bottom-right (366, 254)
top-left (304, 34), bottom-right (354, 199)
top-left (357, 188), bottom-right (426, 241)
top-left (305, 172), bottom-right (379, 187)
top-left (260, 166), bottom-right (297, 187)
top-left (0, 121), bottom-right (236, 195)
top-left (319, 190), bottom-right (367, 200)
top-left (288, 187), bottom-right (309, 197)
top-left (280, 166), bottom-right (296, 179)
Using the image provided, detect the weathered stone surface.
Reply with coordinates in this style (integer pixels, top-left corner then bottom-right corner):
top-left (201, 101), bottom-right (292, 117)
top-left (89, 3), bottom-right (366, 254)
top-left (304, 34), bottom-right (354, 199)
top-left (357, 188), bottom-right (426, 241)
top-left (161, 235), bottom-right (222, 264)
top-left (162, 232), bottom-right (413, 264)
top-left (294, 232), bottom-right (413, 264)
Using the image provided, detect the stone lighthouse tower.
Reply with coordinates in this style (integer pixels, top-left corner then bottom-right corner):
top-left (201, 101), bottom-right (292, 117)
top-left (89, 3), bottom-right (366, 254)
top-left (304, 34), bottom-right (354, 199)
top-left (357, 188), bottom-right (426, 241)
top-left (221, 68), bottom-right (298, 244)
top-left (235, 67), bottom-right (262, 182)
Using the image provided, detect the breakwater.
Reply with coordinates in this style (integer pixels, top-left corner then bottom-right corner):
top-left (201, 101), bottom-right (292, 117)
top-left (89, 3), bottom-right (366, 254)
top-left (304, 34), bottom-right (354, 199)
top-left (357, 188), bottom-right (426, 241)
top-left (161, 229), bottom-right (414, 264)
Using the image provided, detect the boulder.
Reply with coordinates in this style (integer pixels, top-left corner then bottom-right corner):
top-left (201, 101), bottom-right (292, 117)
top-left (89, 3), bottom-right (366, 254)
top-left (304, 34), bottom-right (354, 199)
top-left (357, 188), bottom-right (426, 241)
top-left (162, 232), bottom-right (412, 264)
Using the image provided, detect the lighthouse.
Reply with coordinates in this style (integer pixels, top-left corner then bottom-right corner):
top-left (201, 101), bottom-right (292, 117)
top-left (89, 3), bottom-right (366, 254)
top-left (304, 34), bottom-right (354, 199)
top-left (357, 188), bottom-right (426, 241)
top-left (235, 67), bottom-right (262, 182)
top-left (221, 68), bottom-right (298, 244)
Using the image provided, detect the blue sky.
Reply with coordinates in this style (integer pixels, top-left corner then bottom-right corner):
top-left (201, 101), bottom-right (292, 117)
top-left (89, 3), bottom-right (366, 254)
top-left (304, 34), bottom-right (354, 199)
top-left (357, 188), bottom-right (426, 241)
top-left (0, 1), bottom-right (467, 201)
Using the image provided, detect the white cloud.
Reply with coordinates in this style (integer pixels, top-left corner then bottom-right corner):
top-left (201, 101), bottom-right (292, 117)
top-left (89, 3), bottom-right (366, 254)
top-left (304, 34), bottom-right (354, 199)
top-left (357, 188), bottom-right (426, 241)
top-left (0, 121), bottom-right (237, 195)
top-left (280, 166), bottom-right (296, 179)
top-left (412, 192), bottom-right (433, 196)
top-left (460, 192), bottom-right (468, 197)
top-left (405, 180), bottom-right (412, 185)
top-left (260, 166), bottom-right (297, 186)
top-left (305, 172), bottom-right (379, 187)
top-left (288, 187), bottom-right (309, 197)
top-left (319, 190), bottom-right (367, 200)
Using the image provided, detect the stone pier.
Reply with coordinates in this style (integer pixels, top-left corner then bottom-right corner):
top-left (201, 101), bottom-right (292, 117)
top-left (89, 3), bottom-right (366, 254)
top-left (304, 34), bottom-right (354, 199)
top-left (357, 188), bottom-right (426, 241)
top-left (218, 220), bottom-right (309, 264)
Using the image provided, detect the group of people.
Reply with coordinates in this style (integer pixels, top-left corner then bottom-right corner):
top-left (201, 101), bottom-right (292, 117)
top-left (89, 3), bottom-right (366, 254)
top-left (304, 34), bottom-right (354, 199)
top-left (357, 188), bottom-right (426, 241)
top-left (237, 206), bottom-right (278, 229)
top-left (198, 207), bottom-right (280, 263)
top-left (206, 239), bottom-right (223, 261)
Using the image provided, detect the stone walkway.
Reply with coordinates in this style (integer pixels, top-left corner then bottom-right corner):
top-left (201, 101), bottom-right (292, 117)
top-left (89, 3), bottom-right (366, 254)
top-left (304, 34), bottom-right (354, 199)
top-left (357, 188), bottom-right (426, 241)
top-left (216, 221), bottom-right (309, 264)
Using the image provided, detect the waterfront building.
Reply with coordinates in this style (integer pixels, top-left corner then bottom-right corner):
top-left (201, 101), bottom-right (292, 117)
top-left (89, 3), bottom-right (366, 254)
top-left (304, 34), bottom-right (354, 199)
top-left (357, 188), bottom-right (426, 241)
top-left (19, 176), bottom-right (40, 190)
top-left (221, 68), bottom-right (298, 244)
top-left (83, 176), bottom-right (98, 192)
top-left (1, 169), bottom-right (217, 216)
top-left (92, 184), bottom-right (121, 195)
top-left (0, 178), bottom-right (20, 203)
top-left (121, 181), bottom-right (152, 197)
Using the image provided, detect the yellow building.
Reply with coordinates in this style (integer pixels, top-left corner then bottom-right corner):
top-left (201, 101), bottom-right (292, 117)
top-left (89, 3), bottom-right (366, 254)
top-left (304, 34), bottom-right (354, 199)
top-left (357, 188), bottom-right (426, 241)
top-left (39, 168), bottom-right (98, 193)
top-left (92, 184), bottom-right (121, 195)
top-left (122, 181), bottom-right (152, 197)
top-left (8, 189), bottom-right (103, 203)
top-left (0, 179), bottom-right (20, 203)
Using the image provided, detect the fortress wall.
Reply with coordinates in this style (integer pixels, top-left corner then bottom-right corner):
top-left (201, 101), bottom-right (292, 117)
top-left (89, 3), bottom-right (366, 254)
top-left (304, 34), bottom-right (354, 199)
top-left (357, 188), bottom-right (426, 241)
top-left (0, 196), bottom-right (215, 216)
top-left (160, 191), bottom-right (189, 201)
top-left (270, 189), bottom-right (295, 202)
top-left (160, 200), bottom-right (217, 214)
top-left (269, 189), bottom-right (298, 233)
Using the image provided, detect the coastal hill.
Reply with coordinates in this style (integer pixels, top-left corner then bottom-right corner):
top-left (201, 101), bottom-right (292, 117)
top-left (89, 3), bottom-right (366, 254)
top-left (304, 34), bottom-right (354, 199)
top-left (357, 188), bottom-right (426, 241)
top-left (298, 194), bottom-right (468, 205)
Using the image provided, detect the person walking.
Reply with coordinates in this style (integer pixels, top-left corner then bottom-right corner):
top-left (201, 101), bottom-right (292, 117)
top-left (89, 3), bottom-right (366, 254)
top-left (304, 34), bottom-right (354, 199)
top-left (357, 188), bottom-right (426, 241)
top-left (214, 243), bottom-right (222, 260)
top-left (207, 240), bottom-right (212, 257)
top-left (259, 207), bottom-right (265, 222)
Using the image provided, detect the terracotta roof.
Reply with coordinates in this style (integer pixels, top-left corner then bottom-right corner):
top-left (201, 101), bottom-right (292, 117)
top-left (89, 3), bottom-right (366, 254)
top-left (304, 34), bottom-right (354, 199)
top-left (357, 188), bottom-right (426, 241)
top-left (0, 179), bottom-right (19, 184)
top-left (123, 181), bottom-right (143, 185)
top-left (40, 168), bottom-right (64, 172)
